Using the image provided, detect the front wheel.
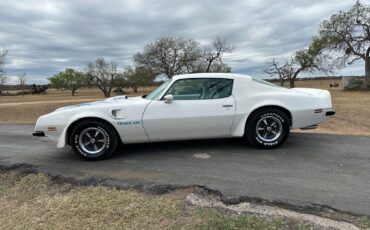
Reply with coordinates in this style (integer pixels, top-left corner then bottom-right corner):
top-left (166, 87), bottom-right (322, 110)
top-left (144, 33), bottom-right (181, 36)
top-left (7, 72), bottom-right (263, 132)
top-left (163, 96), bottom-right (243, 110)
top-left (69, 120), bottom-right (118, 160)
top-left (246, 108), bottom-right (290, 148)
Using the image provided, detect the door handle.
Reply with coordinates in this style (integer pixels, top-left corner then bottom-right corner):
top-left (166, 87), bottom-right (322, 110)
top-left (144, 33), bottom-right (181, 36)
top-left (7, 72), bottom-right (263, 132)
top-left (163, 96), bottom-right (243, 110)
top-left (222, 105), bottom-right (233, 108)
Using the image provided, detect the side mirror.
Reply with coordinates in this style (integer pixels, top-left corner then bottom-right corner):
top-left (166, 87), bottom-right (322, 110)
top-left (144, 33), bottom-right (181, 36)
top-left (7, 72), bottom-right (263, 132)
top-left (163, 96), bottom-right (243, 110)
top-left (164, 94), bottom-right (173, 103)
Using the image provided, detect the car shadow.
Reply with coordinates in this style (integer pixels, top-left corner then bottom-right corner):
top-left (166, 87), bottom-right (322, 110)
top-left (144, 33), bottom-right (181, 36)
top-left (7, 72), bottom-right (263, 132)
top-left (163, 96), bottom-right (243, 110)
top-left (112, 135), bottom-right (298, 160)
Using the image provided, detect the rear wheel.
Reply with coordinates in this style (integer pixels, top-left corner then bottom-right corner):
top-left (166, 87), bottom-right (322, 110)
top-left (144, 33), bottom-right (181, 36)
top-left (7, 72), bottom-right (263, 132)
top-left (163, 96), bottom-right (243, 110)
top-left (246, 108), bottom-right (290, 148)
top-left (69, 120), bottom-right (118, 160)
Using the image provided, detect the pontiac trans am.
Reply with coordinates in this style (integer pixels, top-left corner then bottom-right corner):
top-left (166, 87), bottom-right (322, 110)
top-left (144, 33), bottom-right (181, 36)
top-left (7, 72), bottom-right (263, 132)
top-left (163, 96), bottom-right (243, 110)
top-left (33, 73), bottom-right (335, 160)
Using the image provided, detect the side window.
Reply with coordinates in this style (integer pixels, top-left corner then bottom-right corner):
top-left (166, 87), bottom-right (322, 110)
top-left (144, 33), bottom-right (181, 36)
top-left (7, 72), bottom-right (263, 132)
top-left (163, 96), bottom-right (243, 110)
top-left (208, 79), bottom-right (233, 99)
top-left (164, 78), bottom-right (233, 100)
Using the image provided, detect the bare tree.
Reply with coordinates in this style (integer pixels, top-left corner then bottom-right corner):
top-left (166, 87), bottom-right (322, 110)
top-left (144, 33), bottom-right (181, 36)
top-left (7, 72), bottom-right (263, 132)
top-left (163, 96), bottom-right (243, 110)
top-left (266, 44), bottom-right (331, 88)
top-left (17, 72), bottom-right (27, 96)
top-left (87, 58), bottom-right (119, 97)
top-left (0, 49), bottom-right (7, 77)
top-left (0, 75), bottom-right (7, 95)
top-left (184, 36), bottom-right (233, 73)
top-left (288, 46), bottom-right (331, 88)
top-left (134, 36), bottom-right (201, 78)
top-left (203, 36), bottom-right (233, 72)
top-left (0, 49), bottom-right (8, 94)
top-left (313, 0), bottom-right (370, 87)
top-left (264, 59), bottom-right (288, 86)
top-left (115, 66), bottom-right (155, 93)
top-left (133, 36), bottom-right (233, 77)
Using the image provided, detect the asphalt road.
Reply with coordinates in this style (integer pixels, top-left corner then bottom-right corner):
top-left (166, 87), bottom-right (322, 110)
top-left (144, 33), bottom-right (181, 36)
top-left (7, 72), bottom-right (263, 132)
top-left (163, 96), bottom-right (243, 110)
top-left (1, 124), bottom-right (370, 215)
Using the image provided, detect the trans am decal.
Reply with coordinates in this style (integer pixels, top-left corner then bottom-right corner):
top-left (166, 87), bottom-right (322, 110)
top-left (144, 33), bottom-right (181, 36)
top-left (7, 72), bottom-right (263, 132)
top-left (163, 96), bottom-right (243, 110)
top-left (117, 120), bottom-right (141, 126)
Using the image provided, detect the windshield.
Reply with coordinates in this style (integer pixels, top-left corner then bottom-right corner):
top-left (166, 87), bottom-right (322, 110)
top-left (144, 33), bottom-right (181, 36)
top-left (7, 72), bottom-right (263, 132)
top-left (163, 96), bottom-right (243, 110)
top-left (145, 80), bottom-right (171, 100)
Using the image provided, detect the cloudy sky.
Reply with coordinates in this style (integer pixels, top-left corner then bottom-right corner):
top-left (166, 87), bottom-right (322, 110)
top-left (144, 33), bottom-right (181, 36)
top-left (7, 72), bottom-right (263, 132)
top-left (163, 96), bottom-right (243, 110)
top-left (0, 0), bottom-right (365, 84)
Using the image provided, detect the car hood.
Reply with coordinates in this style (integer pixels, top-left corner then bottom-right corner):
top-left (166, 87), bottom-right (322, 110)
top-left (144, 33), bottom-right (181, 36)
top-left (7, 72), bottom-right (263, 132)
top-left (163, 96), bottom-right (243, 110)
top-left (54, 95), bottom-right (146, 112)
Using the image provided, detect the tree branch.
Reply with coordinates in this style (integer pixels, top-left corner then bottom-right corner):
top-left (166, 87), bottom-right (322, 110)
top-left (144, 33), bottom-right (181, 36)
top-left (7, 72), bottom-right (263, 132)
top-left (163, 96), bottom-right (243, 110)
top-left (348, 56), bottom-right (362, 65)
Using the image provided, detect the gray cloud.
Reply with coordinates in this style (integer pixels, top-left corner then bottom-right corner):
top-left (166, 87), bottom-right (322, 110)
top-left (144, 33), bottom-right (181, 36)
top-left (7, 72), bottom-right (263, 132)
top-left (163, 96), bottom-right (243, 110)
top-left (0, 0), bottom-right (362, 84)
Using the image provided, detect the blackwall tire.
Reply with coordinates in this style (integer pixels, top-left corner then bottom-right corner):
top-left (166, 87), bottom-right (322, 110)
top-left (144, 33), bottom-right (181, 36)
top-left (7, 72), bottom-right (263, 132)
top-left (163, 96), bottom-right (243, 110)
top-left (246, 108), bottom-right (290, 148)
top-left (69, 120), bottom-right (118, 160)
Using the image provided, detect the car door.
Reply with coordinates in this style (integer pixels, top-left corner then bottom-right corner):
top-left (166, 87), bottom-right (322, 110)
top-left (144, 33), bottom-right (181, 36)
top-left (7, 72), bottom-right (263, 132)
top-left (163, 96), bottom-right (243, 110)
top-left (142, 78), bottom-right (236, 141)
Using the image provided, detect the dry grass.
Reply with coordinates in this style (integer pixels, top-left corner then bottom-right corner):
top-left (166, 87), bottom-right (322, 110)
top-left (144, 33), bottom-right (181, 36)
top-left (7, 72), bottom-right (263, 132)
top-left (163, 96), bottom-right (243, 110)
top-left (1, 80), bottom-right (370, 136)
top-left (0, 171), bottom-right (304, 230)
top-left (0, 87), bottom-right (154, 123)
top-left (299, 89), bottom-right (370, 136)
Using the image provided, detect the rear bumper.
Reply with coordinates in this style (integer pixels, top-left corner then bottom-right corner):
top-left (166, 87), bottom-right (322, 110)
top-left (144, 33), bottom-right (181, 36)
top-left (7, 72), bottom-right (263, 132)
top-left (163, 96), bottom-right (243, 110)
top-left (325, 111), bottom-right (335, 117)
top-left (32, 131), bottom-right (45, 137)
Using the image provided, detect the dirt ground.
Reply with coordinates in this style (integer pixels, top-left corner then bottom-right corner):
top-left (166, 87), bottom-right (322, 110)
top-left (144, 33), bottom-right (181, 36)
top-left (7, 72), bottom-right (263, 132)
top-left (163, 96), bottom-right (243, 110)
top-left (294, 79), bottom-right (370, 136)
top-left (0, 87), bottom-right (154, 124)
top-left (0, 80), bottom-right (369, 136)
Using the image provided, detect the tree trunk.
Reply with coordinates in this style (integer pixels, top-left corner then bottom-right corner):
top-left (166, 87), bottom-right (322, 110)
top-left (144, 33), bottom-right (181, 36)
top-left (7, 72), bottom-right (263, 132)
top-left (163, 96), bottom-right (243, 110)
top-left (280, 79), bottom-right (284, 87)
top-left (108, 87), bottom-right (113, 97)
top-left (72, 88), bottom-right (76, 96)
top-left (365, 58), bottom-right (370, 88)
top-left (290, 69), bottom-right (301, 88)
top-left (104, 90), bottom-right (110, 98)
top-left (206, 61), bottom-right (212, 72)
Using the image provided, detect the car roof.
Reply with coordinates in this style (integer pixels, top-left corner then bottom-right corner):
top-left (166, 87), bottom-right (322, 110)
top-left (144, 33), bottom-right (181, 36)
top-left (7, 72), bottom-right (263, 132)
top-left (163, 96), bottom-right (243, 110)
top-left (171, 73), bottom-right (252, 81)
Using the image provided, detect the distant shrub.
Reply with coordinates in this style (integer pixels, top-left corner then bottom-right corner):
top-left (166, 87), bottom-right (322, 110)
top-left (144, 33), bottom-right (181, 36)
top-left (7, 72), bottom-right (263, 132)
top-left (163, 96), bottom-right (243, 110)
top-left (344, 78), bottom-right (364, 91)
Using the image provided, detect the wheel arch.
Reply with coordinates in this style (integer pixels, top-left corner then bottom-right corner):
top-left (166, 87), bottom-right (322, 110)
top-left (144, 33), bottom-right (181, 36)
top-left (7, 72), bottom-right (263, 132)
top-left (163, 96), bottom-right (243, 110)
top-left (65, 117), bottom-right (122, 146)
top-left (244, 105), bottom-right (292, 135)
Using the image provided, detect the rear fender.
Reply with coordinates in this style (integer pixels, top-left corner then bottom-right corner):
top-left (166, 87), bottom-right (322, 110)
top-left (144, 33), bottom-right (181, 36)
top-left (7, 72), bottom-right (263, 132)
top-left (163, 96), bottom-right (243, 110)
top-left (231, 100), bottom-right (292, 137)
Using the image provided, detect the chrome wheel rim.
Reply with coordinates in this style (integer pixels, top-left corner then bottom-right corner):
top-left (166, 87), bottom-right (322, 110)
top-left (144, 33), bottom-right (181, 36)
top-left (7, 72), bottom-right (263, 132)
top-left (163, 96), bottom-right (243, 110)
top-left (78, 127), bottom-right (107, 155)
top-left (256, 116), bottom-right (282, 142)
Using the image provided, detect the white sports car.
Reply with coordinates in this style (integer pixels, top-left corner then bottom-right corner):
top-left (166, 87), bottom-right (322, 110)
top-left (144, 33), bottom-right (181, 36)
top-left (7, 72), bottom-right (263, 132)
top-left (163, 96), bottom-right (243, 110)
top-left (33, 73), bottom-right (335, 160)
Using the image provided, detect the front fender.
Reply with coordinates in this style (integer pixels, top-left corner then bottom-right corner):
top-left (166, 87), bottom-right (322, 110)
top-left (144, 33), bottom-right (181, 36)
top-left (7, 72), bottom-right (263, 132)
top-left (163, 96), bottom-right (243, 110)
top-left (57, 111), bottom-right (116, 148)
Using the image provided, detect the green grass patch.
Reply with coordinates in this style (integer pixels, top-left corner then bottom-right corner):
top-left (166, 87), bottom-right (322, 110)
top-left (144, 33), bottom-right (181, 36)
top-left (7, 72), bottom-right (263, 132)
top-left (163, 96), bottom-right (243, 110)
top-left (357, 216), bottom-right (370, 229)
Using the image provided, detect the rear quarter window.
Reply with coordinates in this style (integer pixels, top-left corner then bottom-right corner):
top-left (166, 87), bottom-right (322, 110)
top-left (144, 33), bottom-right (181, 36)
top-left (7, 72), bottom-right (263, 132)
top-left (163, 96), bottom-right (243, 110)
top-left (252, 77), bottom-right (281, 88)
